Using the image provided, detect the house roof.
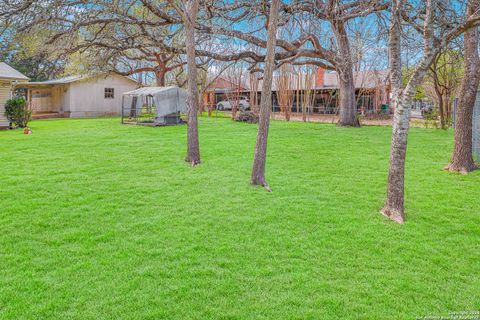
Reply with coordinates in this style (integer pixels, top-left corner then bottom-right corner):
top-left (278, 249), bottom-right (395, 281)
top-left (323, 70), bottom-right (389, 89)
top-left (26, 75), bottom-right (86, 85)
top-left (207, 69), bottom-right (389, 92)
top-left (265, 70), bottom-right (389, 91)
top-left (0, 62), bottom-right (30, 81)
top-left (20, 73), bottom-right (138, 86)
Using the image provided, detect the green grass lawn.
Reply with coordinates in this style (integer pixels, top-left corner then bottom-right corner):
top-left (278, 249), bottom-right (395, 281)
top-left (0, 117), bottom-right (479, 319)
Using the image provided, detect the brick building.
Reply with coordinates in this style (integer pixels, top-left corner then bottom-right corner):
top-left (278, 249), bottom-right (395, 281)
top-left (203, 68), bottom-right (390, 114)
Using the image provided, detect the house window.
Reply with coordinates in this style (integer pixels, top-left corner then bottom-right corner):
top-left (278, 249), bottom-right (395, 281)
top-left (104, 88), bottom-right (114, 99)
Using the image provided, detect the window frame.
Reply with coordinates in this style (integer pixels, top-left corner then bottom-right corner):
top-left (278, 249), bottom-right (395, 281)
top-left (104, 88), bottom-right (114, 99)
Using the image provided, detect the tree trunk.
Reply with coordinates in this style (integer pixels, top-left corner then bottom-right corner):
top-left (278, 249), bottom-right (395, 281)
top-left (382, 81), bottom-right (432, 223)
top-left (333, 21), bottom-right (360, 127)
top-left (282, 102), bottom-right (291, 121)
top-left (232, 103), bottom-right (238, 120)
top-left (337, 68), bottom-right (359, 127)
top-left (250, 0), bottom-right (280, 191)
top-left (294, 78), bottom-right (298, 115)
top-left (448, 85), bottom-right (479, 172)
top-left (381, 0), bottom-right (438, 223)
top-left (155, 69), bottom-right (166, 87)
top-left (184, 0), bottom-right (201, 166)
top-left (442, 94), bottom-right (450, 129)
top-left (438, 91), bottom-right (445, 129)
top-left (447, 1), bottom-right (480, 173)
top-left (381, 0), bottom-right (407, 223)
top-left (381, 97), bottom-right (410, 223)
top-left (445, 93), bottom-right (452, 126)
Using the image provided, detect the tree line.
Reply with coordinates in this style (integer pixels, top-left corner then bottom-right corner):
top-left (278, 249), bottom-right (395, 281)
top-left (1, 0), bottom-right (479, 223)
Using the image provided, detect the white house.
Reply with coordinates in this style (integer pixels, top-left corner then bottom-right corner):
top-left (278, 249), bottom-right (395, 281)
top-left (0, 62), bottom-right (30, 128)
top-left (19, 73), bottom-right (139, 118)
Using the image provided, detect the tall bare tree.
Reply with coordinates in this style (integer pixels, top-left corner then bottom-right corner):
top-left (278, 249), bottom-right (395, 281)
top-left (249, 71), bottom-right (260, 114)
top-left (170, 0), bottom-right (201, 165)
top-left (447, 0), bottom-right (480, 173)
top-left (191, 0), bottom-right (388, 127)
top-left (223, 64), bottom-right (246, 120)
top-left (382, 0), bottom-right (480, 223)
top-left (251, 0), bottom-right (281, 191)
top-left (424, 48), bottom-right (463, 129)
top-left (276, 64), bottom-right (294, 121)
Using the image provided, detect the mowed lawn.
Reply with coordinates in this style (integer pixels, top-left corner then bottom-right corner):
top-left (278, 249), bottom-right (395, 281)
top-left (0, 117), bottom-right (479, 319)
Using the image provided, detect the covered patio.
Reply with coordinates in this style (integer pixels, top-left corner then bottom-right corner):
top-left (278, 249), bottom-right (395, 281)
top-left (17, 82), bottom-right (71, 118)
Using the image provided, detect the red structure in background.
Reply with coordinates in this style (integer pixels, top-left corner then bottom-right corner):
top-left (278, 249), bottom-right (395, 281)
top-left (202, 77), bottom-right (247, 112)
top-left (315, 68), bottom-right (325, 88)
top-left (202, 68), bottom-right (390, 115)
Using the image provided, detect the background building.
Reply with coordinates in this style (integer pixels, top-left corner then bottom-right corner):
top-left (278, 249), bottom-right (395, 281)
top-left (18, 73), bottom-right (138, 118)
top-left (0, 62), bottom-right (30, 128)
top-left (203, 68), bottom-right (390, 114)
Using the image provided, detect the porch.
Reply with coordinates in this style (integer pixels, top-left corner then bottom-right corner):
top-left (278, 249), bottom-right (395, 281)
top-left (16, 82), bottom-right (70, 115)
top-left (31, 111), bottom-right (71, 120)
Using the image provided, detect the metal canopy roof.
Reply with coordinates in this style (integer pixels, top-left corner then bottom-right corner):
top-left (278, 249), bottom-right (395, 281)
top-left (123, 86), bottom-right (184, 96)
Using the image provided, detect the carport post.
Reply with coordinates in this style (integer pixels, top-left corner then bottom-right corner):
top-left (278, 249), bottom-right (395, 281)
top-left (121, 95), bottom-right (124, 124)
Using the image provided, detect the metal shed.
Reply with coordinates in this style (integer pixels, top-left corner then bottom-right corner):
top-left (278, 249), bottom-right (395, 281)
top-left (121, 86), bottom-right (187, 126)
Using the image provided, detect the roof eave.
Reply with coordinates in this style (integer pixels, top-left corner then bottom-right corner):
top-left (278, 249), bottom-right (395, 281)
top-left (0, 77), bottom-right (30, 82)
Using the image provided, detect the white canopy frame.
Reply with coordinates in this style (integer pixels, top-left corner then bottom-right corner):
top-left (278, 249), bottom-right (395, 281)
top-left (121, 86), bottom-right (187, 126)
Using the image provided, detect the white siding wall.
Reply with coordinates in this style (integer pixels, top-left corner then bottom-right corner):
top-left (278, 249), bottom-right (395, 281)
top-left (47, 84), bottom-right (70, 112)
top-left (68, 75), bottom-right (137, 118)
top-left (63, 84), bottom-right (71, 111)
top-left (0, 81), bottom-right (12, 126)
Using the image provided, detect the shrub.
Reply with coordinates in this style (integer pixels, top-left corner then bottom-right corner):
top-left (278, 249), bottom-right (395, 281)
top-left (234, 111), bottom-right (259, 124)
top-left (362, 112), bottom-right (392, 121)
top-left (5, 97), bottom-right (31, 128)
